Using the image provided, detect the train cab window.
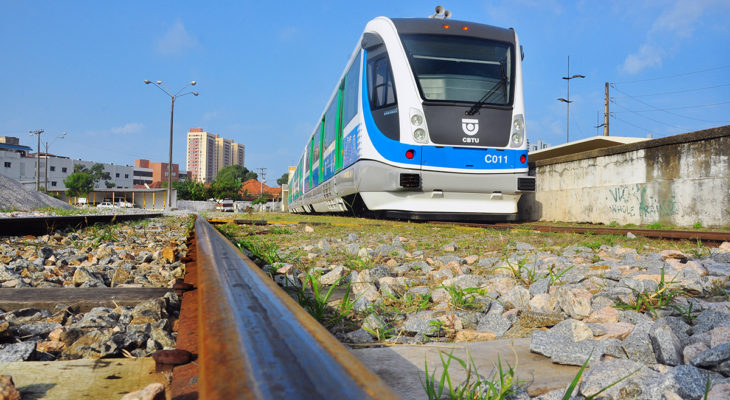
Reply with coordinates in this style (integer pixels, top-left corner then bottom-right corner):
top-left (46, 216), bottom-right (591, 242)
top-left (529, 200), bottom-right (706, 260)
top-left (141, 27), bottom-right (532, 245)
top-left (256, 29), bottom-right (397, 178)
top-left (368, 57), bottom-right (396, 109)
top-left (367, 50), bottom-right (400, 140)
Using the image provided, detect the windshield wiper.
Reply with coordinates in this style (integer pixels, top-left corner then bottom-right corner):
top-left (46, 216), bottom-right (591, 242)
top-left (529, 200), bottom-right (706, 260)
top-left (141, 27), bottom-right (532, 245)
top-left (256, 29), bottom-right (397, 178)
top-left (466, 63), bottom-right (507, 116)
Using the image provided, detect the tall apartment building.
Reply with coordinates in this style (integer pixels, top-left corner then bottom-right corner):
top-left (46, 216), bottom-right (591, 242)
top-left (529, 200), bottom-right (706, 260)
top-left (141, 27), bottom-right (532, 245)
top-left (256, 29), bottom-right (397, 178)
top-left (186, 128), bottom-right (245, 183)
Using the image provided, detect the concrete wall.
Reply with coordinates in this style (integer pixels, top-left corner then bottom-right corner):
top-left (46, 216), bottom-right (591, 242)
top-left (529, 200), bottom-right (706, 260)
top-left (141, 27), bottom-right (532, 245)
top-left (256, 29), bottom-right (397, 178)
top-left (521, 126), bottom-right (729, 227)
top-left (177, 200), bottom-right (217, 212)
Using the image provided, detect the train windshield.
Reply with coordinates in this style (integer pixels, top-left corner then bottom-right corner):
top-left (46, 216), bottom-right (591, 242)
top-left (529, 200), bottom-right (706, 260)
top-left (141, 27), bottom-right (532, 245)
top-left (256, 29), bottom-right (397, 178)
top-left (400, 34), bottom-right (513, 105)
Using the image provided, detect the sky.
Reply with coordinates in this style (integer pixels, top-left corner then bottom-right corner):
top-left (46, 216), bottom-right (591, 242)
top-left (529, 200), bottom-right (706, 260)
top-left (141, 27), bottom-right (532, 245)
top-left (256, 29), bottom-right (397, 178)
top-left (1, 0), bottom-right (729, 182)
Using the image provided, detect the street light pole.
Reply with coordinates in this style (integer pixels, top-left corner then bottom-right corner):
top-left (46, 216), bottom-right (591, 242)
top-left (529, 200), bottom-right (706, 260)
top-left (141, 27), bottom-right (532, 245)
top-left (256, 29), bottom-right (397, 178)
top-left (144, 80), bottom-right (198, 210)
top-left (29, 130), bottom-right (44, 191)
top-left (44, 132), bottom-right (67, 193)
top-left (557, 56), bottom-right (585, 143)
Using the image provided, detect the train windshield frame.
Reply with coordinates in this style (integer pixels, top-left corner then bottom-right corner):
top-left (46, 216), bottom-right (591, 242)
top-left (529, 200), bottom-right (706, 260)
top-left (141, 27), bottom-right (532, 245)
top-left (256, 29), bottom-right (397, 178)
top-left (400, 34), bottom-right (514, 106)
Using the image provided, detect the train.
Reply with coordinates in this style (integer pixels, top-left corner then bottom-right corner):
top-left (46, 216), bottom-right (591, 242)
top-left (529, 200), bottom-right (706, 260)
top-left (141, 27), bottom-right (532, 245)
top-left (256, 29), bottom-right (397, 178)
top-left (288, 10), bottom-right (535, 221)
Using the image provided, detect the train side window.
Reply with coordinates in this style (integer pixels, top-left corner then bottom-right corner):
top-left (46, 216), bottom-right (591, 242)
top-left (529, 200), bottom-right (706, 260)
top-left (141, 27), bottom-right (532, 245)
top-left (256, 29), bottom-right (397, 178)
top-left (312, 123), bottom-right (322, 164)
top-left (324, 102), bottom-right (337, 148)
top-left (305, 139), bottom-right (312, 176)
top-left (368, 56), bottom-right (397, 109)
top-left (342, 52), bottom-right (361, 125)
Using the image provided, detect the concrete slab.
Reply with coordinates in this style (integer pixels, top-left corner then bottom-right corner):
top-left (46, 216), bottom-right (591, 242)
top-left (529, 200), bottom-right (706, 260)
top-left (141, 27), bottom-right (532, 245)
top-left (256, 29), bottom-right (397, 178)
top-left (0, 358), bottom-right (170, 399)
top-left (351, 338), bottom-right (582, 399)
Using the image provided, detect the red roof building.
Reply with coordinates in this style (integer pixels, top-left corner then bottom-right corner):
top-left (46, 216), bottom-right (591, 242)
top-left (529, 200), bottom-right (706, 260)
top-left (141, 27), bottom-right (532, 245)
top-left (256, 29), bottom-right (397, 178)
top-left (240, 179), bottom-right (281, 201)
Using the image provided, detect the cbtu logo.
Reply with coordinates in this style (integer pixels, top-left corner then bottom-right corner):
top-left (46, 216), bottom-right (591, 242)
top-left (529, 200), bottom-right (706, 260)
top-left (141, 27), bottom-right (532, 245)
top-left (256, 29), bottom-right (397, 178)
top-left (462, 118), bottom-right (479, 136)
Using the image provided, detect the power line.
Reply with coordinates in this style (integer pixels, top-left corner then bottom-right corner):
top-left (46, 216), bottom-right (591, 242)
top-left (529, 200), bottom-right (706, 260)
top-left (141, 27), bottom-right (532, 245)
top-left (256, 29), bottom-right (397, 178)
top-left (612, 85), bottom-right (728, 124)
top-left (612, 115), bottom-right (660, 136)
top-left (613, 100), bottom-right (730, 113)
top-left (614, 64), bottom-right (730, 84)
top-left (611, 100), bottom-right (686, 130)
top-left (613, 83), bottom-right (730, 98)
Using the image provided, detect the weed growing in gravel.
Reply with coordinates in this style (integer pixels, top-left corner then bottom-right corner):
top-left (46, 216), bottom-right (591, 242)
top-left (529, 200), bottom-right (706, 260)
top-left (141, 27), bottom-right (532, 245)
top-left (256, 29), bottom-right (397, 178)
top-left (36, 207), bottom-right (87, 216)
top-left (423, 348), bottom-right (520, 400)
top-left (547, 264), bottom-right (574, 285)
top-left (439, 285), bottom-right (484, 310)
top-left (614, 267), bottom-right (683, 317)
top-left (671, 302), bottom-right (697, 324)
top-left (269, 226), bottom-right (293, 235)
top-left (297, 272), bottom-right (341, 322)
top-left (561, 352), bottom-right (640, 400)
top-left (688, 239), bottom-right (712, 259)
top-left (293, 271), bottom-right (357, 326)
top-left (498, 255), bottom-right (538, 287)
top-left (429, 320), bottom-right (445, 338)
top-left (88, 224), bottom-right (117, 244)
top-left (344, 255), bottom-right (373, 271)
top-left (236, 236), bottom-right (285, 265)
top-left (379, 292), bottom-right (431, 315)
top-left (363, 323), bottom-right (395, 341)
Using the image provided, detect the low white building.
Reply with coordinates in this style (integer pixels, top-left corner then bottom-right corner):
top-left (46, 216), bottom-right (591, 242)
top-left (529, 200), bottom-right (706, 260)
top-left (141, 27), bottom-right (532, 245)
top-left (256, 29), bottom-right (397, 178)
top-left (0, 136), bottom-right (133, 191)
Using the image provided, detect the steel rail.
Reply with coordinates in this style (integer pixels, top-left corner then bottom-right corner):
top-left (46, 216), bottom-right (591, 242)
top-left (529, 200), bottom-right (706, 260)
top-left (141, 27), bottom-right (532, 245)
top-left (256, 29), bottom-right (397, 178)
top-left (194, 217), bottom-right (398, 399)
top-left (0, 213), bottom-right (163, 236)
top-left (487, 223), bottom-right (730, 245)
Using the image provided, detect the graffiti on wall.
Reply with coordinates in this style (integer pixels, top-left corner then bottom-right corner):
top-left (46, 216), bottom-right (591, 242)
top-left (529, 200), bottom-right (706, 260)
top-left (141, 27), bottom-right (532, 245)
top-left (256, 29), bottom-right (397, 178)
top-left (606, 184), bottom-right (676, 218)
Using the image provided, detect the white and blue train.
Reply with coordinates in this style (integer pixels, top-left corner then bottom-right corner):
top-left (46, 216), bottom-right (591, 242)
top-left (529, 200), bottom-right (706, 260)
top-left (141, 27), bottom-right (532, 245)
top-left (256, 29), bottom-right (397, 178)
top-left (288, 13), bottom-right (535, 221)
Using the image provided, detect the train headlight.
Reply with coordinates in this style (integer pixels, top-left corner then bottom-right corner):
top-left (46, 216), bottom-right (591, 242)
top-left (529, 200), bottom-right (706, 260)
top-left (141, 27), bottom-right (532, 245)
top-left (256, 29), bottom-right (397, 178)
top-left (410, 114), bottom-right (423, 126)
top-left (510, 114), bottom-right (525, 148)
top-left (413, 128), bottom-right (427, 143)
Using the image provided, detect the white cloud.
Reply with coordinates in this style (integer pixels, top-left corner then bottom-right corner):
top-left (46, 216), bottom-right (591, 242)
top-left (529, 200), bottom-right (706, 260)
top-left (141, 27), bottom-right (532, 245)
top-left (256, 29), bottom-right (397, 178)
top-left (621, 0), bottom-right (725, 74)
top-left (110, 122), bottom-right (144, 135)
top-left (88, 122), bottom-right (144, 137)
top-left (621, 44), bottom-right (664, 75)
top-left (157, 20), bottom-right (200, 56)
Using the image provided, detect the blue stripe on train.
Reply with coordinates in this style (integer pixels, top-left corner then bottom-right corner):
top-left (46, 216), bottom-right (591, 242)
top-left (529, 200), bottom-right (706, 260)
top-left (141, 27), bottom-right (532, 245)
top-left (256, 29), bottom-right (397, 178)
top-left (360, 49), bottom-right (527, 171)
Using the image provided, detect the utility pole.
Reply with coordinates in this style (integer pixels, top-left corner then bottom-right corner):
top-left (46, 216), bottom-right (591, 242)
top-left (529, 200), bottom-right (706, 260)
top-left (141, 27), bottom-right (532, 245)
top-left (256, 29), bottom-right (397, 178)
top-left (557, 56), bottom-right (585, 143)
top-left (604, 82), bottom-right (610, 136)
top-left (29, 130), bottom-right (44, 191)
top-left (257, 167), bottom-right (266, 202)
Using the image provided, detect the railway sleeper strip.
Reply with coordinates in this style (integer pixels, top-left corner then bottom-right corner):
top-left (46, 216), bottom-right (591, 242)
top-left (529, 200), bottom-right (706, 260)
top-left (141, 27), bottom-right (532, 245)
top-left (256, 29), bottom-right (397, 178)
top-left (191, 216), bottom-right (398, 399)
top-left (0, 213), bottom-right (163, 237)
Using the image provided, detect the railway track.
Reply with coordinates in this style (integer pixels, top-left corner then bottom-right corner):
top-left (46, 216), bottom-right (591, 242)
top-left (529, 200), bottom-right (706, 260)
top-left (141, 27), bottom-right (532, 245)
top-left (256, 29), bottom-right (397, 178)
top-left (212, 216), bottom-right (730, 246)
top-left (5, 213), bottom-right (726, 397)
top-left (175, 217), bottom-right (397, 399)
top-left (2, 214), bottom-right (397, 398)
top-left (0, 212), bottom-right (163, 236)
top-left (477, 222), bottom-right (730, 246)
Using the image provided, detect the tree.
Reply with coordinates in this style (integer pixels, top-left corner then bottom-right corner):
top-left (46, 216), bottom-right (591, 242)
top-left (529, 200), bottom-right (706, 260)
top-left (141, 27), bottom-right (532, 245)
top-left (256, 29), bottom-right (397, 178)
top-left (210, 178), bottom-right (242, 200)
top-left (217, 165), bottom-right (257, 183)
top-left (64, 172), bottom-right (95, 197)
top-left (74, 163), bottom-right (112, 188)
top-left (276, 172), bottom-right (290, 186)
top-left (172, 180), bottom-right (211, 201)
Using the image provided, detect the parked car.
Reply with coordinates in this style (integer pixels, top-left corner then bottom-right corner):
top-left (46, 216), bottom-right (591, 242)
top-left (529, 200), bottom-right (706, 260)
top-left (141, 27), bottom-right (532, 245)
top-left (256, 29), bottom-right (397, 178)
top-left (216, 199), bottom-right (234, 212)
top-left (116, 201), bottom-right (135, 208)
top-left (97, 202), bottom-right (115, 208)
